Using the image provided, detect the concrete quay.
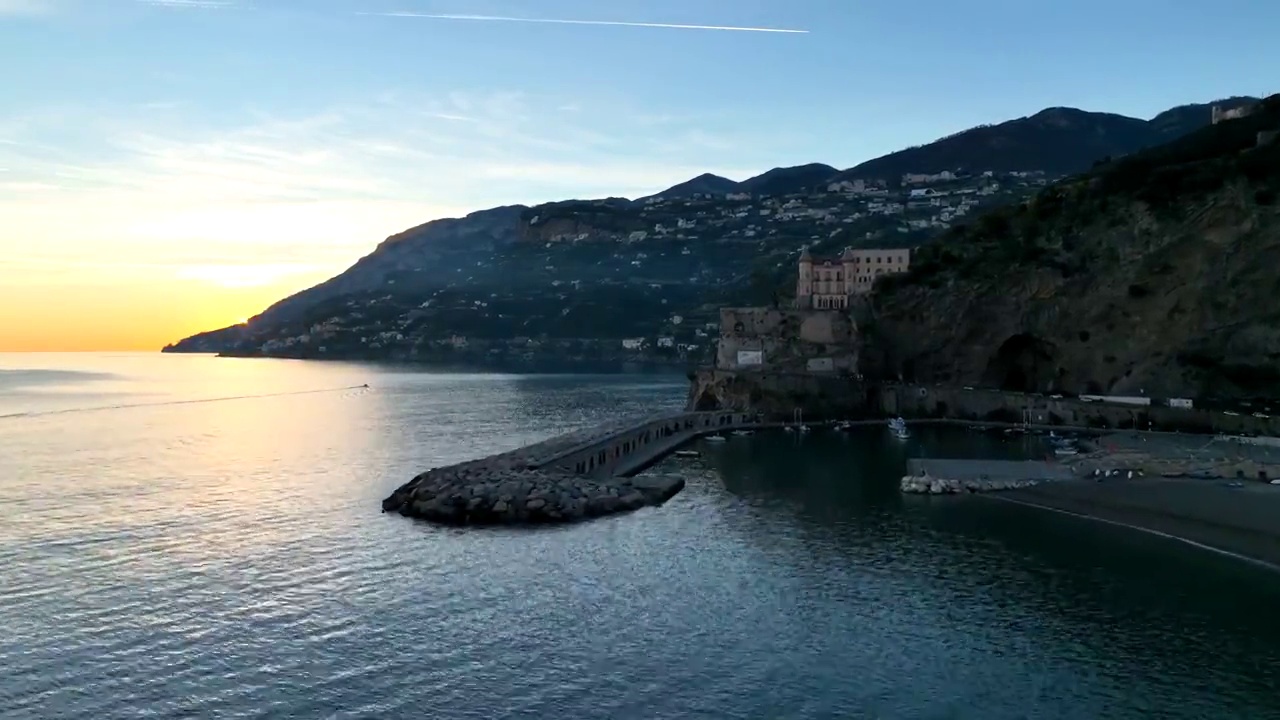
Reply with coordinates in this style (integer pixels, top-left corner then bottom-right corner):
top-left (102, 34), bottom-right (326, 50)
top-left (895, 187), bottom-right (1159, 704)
top-left (382, 410), bottom-right (762, 526)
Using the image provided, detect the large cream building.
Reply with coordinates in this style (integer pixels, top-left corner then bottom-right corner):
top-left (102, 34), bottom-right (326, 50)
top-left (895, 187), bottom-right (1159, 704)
top-left (795, 246), bottom-right (911, 309)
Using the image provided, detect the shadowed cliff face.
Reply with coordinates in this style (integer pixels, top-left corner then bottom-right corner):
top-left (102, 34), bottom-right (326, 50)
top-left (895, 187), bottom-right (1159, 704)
top-left (867, 95), bottom-right (1280, 401)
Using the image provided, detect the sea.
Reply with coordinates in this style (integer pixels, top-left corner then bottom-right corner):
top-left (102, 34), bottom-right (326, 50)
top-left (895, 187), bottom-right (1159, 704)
top-left (2, 353), bottom-right (1280, 720)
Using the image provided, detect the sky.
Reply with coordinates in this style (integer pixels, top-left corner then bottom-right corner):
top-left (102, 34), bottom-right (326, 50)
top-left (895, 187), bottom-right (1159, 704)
top-left (1, 0), bottom-right (1277, 351)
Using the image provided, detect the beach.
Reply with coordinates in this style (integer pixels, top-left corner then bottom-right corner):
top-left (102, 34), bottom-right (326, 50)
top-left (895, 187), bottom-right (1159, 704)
top-left (997, 476), bottom-right (1280, 570)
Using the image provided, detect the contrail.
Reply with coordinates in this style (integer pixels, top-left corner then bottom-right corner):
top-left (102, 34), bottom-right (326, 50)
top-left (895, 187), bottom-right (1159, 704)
top-left (357, 12), bottom-right (809, 34)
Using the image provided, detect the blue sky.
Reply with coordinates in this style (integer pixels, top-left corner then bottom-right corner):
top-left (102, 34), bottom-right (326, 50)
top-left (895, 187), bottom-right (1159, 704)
top-left (0, 0), bottom-right (1277, 348)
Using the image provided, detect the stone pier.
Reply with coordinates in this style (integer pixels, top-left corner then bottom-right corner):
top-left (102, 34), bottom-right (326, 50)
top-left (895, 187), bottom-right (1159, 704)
top-left (382, 410), bottom-right (762, 526)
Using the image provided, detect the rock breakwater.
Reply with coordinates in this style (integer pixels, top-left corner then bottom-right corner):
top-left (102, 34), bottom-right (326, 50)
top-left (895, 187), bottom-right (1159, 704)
top-left (381, 411), bottom-right (706, 526)
top-left (900, 474), bottom-right (1050, 494)
top-left (901, 458), bottom-right (1076, 495)
top-left (382, 467), bottom-right (685, 525)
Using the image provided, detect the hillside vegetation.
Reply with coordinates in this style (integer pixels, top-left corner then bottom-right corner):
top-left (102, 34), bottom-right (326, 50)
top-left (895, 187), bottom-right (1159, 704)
top-left (868, 94), bottom-right (1280, 400)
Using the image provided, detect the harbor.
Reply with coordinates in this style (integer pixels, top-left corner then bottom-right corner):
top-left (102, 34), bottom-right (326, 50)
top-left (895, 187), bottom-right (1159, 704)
top-left (381, 398), bottom-right (1280, 575)
top-left (380, 409), bottom-right (762, 524)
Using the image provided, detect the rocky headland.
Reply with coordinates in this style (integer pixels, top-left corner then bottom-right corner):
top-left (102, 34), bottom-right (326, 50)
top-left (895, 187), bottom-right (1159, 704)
top-left (866, 94), bottom-right (1280, 401)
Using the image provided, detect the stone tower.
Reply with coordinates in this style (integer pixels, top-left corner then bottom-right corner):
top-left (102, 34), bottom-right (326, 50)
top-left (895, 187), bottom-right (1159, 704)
top-left (840, 247), bottom-right (858, 295)
top-left (796, 246), bottom-right (813, 308)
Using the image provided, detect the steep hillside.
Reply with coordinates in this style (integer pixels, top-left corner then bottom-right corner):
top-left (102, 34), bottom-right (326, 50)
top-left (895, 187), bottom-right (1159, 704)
top-left (841, 98), bottom-right (1259, 181)
top-left (247, 205), bottom-right (527, 327)
top-left (865, 95), bottom-right (1280, 400)
top-left (165, 94), bottom-right (1256, 364)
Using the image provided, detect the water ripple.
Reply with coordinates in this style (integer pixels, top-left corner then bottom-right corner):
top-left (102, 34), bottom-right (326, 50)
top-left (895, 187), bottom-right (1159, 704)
top-left (2, 357), bottom-right (1280, 719)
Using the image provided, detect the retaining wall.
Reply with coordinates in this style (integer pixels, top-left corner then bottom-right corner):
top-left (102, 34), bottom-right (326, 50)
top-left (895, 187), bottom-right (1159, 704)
top-left (880, 384), bottom-right (1280, 436)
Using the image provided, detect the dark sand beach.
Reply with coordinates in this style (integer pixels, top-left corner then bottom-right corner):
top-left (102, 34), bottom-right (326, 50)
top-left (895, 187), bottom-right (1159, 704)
top-left (996, 477), bottom-right (1280, 570)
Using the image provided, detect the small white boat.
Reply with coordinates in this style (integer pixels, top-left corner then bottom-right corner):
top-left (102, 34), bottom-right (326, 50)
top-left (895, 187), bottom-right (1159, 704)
top-left (888, 417), bottom-right (910, 440)
top-left (731, 429), bottom-right (754, 436)
top-left (674, 450), bottom-right (700, 458)
top-left (703, 435), bottom-right (727, 443)
top-left (1053, 446), bottom-right (1079, 457)
top-left (796, 424), bottom-right (812, 434)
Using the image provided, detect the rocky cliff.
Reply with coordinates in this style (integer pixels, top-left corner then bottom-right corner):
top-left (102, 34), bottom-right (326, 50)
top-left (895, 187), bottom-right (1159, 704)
top-left (865, 95), bottom-right (1280, 401)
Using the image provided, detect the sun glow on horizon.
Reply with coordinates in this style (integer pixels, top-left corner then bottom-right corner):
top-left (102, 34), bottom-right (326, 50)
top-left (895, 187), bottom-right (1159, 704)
top-left (0, 266), bottom-right (340, 352)
top-left (175, 263), bottom-right (323, 289)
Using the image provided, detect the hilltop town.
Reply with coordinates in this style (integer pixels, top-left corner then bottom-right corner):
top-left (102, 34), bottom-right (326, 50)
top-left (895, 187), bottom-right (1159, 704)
top-left (523, 169), bottom-right (1049, 247)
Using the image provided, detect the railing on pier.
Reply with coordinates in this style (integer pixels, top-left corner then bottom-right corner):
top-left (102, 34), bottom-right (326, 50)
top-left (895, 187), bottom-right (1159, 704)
top-left (527, 410), bottom-right (765, 477)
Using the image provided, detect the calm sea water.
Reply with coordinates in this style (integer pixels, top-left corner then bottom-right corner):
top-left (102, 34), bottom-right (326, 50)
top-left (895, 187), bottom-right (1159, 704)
top-left (3, 353), bottom-right (1280, 720)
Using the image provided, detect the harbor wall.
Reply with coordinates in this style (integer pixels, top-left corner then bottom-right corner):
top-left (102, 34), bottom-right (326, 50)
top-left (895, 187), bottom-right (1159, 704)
top-left (533, 410), bottom-right (761, 478)
top-left (715, 307), bottom-right (858, 374)
top-left (684, 370), bottom-right (1280, 436)
top-left (880, 384), bottom-right (1280, 435)
top-left (687, 369), bottom-right (869, 420)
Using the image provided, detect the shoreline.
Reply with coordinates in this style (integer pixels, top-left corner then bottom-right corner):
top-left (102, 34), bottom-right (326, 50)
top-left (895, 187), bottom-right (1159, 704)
top-left (982, 492), bottom-right (1280, 573)
top-left (989, 477), bottom-right (1280, 571)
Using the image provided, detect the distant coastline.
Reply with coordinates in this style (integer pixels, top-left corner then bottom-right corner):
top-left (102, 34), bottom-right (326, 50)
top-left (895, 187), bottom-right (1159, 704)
top-left (162, 348), bottom-right (695, 376)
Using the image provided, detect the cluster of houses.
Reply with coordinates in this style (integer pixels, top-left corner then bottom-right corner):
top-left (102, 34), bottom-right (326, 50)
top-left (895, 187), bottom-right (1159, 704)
top-left (611, 169), bottom-right (1053, 244)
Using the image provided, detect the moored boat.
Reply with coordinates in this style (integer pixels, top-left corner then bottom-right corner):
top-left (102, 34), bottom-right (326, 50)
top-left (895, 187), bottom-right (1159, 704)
top-left (888, 417), bottom-right (910, 440)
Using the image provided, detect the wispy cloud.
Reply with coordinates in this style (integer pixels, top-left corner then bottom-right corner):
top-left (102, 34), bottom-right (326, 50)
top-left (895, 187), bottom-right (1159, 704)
top-left (0, 0), bottom-right (57, 16)
top-left (0, 90), bottom-right (773, 288)
top-left (355, 12), bottom-right (809, 34)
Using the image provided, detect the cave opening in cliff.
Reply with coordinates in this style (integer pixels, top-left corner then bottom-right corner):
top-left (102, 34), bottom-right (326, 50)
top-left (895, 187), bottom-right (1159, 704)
top-left (694, 391), bottom-right (720, 412)
top-left (984, 333), bottom-right (1060, 393)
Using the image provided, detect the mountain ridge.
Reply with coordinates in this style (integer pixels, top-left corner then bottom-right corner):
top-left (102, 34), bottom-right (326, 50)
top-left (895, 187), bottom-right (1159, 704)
top-left (634, 98), bottom-right (1261, 200)
top-left (165, 94), bottom-right (1263, 364)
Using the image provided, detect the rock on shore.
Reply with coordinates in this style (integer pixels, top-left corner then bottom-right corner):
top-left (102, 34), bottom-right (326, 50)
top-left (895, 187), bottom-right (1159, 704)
top-left (900, 474), bottom-right (1050, 495)
top-left (381, 466), bottom-right (686, 526)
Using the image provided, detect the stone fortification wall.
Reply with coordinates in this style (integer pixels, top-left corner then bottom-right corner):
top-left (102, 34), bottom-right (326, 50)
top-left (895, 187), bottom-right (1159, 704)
top-left (687, 369), bottom-right (868, 420)
top-left (683, 370), bottom-right (1280, 437)
top-left (715, 307), bottom-right (858, 374)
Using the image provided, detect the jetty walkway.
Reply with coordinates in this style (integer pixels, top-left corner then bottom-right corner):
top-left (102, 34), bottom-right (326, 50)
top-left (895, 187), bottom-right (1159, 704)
top-left (382, 410), bottom-right (762, 526)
